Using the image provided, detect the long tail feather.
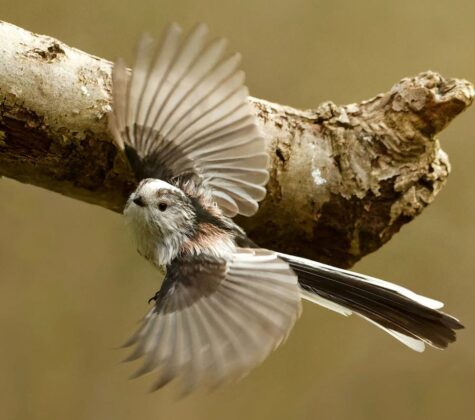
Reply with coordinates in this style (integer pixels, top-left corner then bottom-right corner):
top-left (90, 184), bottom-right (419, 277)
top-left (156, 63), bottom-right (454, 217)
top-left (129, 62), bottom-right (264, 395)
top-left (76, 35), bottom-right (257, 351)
top-left (277, 252), bottom-right (464, 351)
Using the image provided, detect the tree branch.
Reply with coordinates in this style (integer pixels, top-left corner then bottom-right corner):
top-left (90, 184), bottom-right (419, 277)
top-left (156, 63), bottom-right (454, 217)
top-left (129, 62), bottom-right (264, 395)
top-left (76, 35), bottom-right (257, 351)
top-left (0, 20), bottom-right (473, 267)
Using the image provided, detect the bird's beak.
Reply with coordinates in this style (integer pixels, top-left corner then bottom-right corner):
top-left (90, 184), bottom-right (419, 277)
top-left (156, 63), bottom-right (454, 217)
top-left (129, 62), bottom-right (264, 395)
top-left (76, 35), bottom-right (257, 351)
top-left (132, 195), bottom-right (146, 207)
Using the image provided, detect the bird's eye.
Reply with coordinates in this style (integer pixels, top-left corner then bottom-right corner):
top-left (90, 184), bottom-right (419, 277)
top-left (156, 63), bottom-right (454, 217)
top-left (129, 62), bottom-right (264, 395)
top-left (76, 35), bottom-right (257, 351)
top-left (158, 202), bottom-right (168, 212)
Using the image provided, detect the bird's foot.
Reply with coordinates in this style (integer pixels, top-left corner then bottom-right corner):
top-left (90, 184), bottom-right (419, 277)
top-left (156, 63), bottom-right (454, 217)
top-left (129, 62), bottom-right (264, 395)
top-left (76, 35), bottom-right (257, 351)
top-left (148, 292), bottom-right (159, 304)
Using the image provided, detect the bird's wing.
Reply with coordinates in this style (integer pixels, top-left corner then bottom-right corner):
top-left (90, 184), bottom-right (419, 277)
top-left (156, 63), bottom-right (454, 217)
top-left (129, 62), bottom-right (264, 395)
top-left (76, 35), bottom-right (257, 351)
top-left (108, 23), bottom-right (268, 217)
top-left (122, 248), bottom-right (301, 393)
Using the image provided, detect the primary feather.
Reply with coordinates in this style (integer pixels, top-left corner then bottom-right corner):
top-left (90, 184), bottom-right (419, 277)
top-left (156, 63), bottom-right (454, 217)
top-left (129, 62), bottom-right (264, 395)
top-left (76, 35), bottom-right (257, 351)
top-left (109, 23), bottom-right (268, 217)
top-left (123, 250), bottom-right (301, 392)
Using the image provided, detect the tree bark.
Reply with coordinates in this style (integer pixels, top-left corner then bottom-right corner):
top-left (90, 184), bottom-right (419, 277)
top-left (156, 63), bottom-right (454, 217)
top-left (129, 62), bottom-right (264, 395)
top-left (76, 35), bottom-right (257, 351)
top-left (0, 20), bottom-right (473, 267)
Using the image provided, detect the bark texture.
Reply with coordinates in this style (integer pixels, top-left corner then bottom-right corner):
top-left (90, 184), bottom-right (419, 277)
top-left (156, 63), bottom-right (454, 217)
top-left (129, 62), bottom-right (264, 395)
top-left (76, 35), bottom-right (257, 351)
top-left (0, 21), bottom-right (473, 267)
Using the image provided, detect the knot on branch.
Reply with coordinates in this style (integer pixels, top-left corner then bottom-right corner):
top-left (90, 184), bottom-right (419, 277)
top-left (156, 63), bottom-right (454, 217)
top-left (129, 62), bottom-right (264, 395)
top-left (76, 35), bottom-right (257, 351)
top-left (353, 71), bottom-right (474, 144)
top-left (390, 71), bottom-right (474, 135)
top-left (26, 42), bottom-right (66, 62)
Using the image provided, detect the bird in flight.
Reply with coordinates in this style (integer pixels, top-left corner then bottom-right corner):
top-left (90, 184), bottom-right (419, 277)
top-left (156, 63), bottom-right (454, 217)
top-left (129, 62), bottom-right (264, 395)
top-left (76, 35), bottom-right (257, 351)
top-left (108, 23), bottom-right (463, 393)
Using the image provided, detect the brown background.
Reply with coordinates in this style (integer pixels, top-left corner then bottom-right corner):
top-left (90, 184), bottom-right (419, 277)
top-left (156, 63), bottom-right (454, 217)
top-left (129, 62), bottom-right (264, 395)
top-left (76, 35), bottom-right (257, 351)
top-left (0, 1), bottom-right (474, 419)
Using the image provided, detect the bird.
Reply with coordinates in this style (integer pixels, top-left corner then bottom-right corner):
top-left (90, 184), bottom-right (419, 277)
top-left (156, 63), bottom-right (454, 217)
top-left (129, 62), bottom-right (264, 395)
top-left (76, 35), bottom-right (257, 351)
top-left (108, 22), bottom-right (463, 393)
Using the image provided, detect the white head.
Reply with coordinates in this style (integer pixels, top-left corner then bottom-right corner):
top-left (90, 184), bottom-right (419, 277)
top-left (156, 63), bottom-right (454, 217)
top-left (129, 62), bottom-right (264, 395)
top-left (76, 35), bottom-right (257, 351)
top-left (124, 179), bottom-right (197, 265)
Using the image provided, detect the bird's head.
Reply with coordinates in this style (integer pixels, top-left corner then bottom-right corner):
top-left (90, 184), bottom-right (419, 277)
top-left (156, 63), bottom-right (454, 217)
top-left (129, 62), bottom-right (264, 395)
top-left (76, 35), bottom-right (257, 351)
top-left (124, 179), bottom-right (197, 263)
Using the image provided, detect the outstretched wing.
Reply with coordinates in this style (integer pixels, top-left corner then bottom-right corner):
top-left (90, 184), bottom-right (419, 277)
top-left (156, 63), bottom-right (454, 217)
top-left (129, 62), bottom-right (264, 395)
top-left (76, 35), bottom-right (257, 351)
top-left (108, 23), bottom-right (268, 217)
top-left (122, 249), bottom-right (301, 393)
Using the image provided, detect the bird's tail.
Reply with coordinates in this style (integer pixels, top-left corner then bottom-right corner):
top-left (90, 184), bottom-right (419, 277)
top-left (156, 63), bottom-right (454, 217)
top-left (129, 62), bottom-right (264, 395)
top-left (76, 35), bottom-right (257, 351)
top-left (277, 252), bottom-right (463, 352)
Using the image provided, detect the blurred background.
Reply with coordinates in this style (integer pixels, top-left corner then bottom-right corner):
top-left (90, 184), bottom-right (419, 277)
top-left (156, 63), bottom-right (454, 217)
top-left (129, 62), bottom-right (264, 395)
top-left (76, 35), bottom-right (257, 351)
top-left (0, 1), bottom-right (474, 419)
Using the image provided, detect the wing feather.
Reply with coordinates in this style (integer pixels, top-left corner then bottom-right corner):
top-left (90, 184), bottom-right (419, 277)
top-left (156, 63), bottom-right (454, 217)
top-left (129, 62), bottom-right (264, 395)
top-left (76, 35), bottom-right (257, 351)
top-left (122, 249), bottom-right (301, 393)
top-left (109, 23), bottom-right (268, 217)
top-left (126, 34), bottom-right (156, 140)
top-left (163, 54), bottom-right (243, 141)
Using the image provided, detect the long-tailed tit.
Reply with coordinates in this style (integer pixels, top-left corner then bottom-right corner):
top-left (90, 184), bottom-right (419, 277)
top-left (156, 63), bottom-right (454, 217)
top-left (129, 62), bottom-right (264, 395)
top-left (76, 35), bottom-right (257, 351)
top-left (108, 23), bottom-right (463, 392)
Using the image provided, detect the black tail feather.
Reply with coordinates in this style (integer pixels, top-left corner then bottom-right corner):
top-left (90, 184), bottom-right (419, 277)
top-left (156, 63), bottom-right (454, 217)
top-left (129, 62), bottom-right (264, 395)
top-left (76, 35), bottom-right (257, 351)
top-left (278, 253), bottom-right (463, 350)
